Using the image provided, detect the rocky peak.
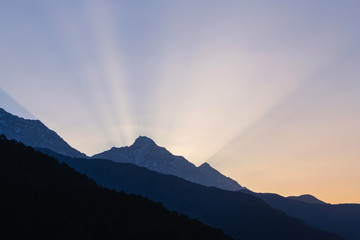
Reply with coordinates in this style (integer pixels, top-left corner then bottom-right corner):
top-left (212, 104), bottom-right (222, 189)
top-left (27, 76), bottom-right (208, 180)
top-left (199, 162), bottom-right (212, 169)
top-left (132, 136), bottom-right (158, 149)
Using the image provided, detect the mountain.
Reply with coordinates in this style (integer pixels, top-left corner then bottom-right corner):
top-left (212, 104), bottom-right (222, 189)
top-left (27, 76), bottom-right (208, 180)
top-left (1, 109), bottom-right (357, 239)
top-left (242, 190), bottom-right (360, 240)
top-left (287, 194), bottom-right (326, 204)
top-left (0, 108), bottom-right (86, 158)
top-left (40, 147), bottom-right (344, 240)
top-left (93, 136), bottom-right (243, 191)
top-left (0, 107), bottom-right (241, 191)
top-left (0, 135), bottom-right (233, 240)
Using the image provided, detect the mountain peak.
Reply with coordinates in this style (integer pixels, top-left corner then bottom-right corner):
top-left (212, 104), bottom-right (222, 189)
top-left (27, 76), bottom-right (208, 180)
top-left (132, 136), bottom-right (157, 148)
top-left (199, 162), bottom-right (212, 169)
top-left (95, 136), bottom-right (244, 191)
top-left (287, 194), bottom-right (326, 204)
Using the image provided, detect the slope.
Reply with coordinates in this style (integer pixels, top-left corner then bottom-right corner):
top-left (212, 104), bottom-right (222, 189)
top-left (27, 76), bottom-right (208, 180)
top-left (41, 148), bottom-right (343, 240)
top-left (0, 135), bottom-right (232, 240)
top-left (0, 108), bottom-right (86, 158)
top-left (244, 190), bottom-right (360, 240)
top-left (287, 194), bottom-right (326, 204)
top-left (93, 136), bottom-right (243, 191)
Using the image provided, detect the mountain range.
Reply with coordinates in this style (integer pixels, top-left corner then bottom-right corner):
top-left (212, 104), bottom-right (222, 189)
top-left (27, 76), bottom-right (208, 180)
top-left (36, 146), bottom-right (345, 240)
top-left (246, 191), bottom-right (360, 240)
top-left (1, 107), bottom-right (359, 239)
top-left (0, 136), bottom-right (233, 240)
top-left (0, 108), bottom-right (242, 191)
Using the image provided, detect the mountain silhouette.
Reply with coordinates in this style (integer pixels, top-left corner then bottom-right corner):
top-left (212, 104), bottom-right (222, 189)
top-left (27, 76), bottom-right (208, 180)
top-left (287, 194), bottom-right (326, 204)
top-left (0, 135), bottom-right (233, 240)
top-left (2, 109), bottom-right (358, 239)
top-left (93, 136), bottom-right (243, 191)
top-left (0, 108), bottom-right (86, 158)
top-left (242, 190), bottom-right (360, 240)
top-left (0, 107), bottom-right (241, 190)
top-left (40, 147), bottom-right (344, 240)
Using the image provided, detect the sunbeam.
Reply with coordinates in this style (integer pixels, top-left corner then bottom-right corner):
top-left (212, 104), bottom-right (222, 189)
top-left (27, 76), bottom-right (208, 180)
top-left (0, 89), bottom-right (36, 119)
top-left (1, 0), bottom-right (360, 203)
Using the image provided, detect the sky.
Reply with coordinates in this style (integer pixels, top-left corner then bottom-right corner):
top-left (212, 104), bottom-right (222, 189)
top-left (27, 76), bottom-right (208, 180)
top-left (1, 0), bottom-right (359, 203)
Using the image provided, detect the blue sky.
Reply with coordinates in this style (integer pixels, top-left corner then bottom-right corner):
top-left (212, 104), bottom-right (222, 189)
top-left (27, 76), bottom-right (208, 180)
top-left (1, 0), bottom-right (360, 203)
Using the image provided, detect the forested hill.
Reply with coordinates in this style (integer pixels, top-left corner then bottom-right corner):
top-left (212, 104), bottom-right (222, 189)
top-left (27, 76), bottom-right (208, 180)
top-left (0, 135), bottom-right (231, 240)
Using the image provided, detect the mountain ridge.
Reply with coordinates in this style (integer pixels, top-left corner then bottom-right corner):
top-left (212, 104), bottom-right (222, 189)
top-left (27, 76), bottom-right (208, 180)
top-left (2, 107), bottom-right (359, 239)
top-left (0, 135), bottom-right (233, 240)
top-left (241, 189), bottom-right (360, 240)
top-left (38, 145), bottom-right (344, 240)
top-left (93, 136), bottom-right (244, 191)
top-left (0, 108), bottom-right (87, 158)
top-left (0, 108), bottom-right (242, 191)
top-left (287, 194), bottom-right (326, 204)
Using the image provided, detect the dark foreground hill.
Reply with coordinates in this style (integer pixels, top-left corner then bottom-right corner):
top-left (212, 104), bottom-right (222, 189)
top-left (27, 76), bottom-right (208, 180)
top-left (0, 136), bottom-right (232, 240)
top-left (39, 148), bottom-right (343, 240)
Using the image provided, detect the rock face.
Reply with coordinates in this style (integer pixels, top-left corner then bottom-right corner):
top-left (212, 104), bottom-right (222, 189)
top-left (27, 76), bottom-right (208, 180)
top-left (93, 136), bottom-right (243, 191)
top-left (0, 108), bottom-right (86, 158)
